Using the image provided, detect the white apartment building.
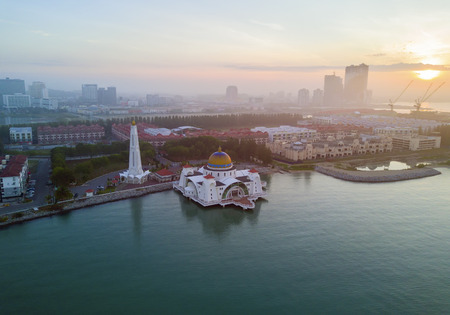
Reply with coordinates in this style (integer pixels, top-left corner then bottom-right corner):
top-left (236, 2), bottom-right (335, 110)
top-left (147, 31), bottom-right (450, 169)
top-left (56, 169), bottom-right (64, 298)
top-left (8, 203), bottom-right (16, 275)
top-left (0, 155), bottom-right (28, 200)
top-left (10, 127), bottom-right (32, 144)
top-left (267, 136), bottom-right (392, 162)
top-left (251, 126), bottom-right (317, 142)
top-left (3, 94), bottom-right (31, 109)
top-left (374, 127), bottom-right (418, 137)
top-left (392, 135), bottom-right (441, 151)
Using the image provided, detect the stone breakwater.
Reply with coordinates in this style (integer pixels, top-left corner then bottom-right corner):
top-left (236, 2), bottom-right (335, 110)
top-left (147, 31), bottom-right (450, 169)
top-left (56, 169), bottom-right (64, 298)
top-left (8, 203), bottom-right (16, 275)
top-left (315, 165), bottom-right (441, 183)
top-left (0, 182), bottom-right (174, 228)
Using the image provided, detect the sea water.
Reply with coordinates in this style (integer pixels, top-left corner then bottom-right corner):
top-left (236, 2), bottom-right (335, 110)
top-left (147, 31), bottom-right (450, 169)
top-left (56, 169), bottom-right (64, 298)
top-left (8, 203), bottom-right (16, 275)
top-left (1, 169), bottom-right (449, 314)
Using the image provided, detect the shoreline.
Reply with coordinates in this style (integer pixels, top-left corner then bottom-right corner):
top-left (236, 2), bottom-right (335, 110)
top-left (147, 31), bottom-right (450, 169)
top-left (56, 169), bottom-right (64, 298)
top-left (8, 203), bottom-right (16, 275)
top-left (0, 182), bottom-right (174, 228)
top-left (0, 162), bottom-right (445, 227)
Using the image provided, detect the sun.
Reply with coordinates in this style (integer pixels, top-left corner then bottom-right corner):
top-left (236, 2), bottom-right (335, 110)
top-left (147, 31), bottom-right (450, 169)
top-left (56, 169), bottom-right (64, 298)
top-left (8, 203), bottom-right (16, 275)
top-left (415, 70), bottom-right (440, 80)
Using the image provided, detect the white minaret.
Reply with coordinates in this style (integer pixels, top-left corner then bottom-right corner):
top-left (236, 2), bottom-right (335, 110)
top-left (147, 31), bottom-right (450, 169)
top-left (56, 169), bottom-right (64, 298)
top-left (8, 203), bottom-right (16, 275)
top-left (120, 121), bottom-right (150, 184)
top-left (128, 120), bottom-right (144, 176)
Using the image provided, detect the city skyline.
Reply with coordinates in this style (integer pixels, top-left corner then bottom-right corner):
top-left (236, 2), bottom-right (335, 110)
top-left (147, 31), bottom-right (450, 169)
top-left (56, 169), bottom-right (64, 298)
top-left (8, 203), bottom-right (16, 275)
top-left (1, 1), bottom-right (449, 100)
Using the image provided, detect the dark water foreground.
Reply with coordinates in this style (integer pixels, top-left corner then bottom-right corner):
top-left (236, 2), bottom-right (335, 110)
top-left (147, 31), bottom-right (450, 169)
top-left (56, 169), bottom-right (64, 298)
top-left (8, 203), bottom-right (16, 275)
top-left (1, 169), bottom-right (449, 314)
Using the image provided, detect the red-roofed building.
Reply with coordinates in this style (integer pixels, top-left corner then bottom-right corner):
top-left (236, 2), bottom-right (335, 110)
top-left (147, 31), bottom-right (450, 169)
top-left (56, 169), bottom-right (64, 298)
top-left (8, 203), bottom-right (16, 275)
top-left (112, 123), bottom-right (182, 147)
top-left (37, 124), bottom-right (105, 144)
top-left (184, 128), bottom-right (269, 144)
top-left (85, 189), bottom-right (94, 197)
top-left (153, 169), bottom-right (177, 183)
top-left (111, 124), bottom-right (268, 147)
top-left (0, 155), bottom-right (28, 201)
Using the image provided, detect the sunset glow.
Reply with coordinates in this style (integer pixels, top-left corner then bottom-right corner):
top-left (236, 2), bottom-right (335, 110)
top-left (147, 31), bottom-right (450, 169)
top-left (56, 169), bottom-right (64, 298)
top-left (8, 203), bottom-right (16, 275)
top-left (415, 70), bottom-right (441, 80)
top-left (1, 0), bottom-right (450, 99)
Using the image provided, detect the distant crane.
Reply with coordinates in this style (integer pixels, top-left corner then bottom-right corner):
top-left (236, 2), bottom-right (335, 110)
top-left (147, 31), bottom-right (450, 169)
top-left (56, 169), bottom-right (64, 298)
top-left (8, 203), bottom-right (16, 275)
top-left (388, 80), bottom-right (413, 112)
top-left (414, 82), bottom-right (445, 111)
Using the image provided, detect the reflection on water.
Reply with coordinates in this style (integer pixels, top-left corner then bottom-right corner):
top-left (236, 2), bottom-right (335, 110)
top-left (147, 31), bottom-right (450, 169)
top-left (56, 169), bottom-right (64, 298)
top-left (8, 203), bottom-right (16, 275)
top-left (357, 161), bottom-right (412, 171)
top-left (130, 198), bottom-right (143, 241)
top-left (178, 194), bottom-right (261, 237)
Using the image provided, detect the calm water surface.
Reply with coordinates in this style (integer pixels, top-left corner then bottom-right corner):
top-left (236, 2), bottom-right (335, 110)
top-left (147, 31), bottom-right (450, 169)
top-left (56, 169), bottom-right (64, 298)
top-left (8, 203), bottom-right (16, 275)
top-left (1, 169), bottom-right (449, 314)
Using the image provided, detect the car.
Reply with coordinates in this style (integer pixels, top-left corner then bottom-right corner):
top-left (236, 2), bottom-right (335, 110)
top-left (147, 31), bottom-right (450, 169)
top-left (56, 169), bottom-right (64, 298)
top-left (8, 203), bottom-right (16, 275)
top-left (97, 185), bottom-right (104, 190)
top-left (33, 207), bottom-right (38, 211)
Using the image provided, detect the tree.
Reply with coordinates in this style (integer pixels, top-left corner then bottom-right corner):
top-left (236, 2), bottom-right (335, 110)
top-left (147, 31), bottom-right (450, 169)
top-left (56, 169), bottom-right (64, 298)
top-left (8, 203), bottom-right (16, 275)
top-left (55, 186), bottom-right (73, 201)
top-left (51, 167), bottom-right (76, 187)
top-left (74, 161), bottom-right (93, 175)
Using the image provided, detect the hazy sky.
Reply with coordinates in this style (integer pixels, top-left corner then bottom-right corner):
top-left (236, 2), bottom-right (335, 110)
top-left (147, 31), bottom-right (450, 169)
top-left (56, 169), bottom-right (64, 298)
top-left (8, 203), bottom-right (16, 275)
top-left (1, 0), bottom-right (449, 100)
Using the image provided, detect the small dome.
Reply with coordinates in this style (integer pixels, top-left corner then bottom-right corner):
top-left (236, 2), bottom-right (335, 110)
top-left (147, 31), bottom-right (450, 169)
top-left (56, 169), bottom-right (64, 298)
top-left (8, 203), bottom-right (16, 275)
top-left (207, 147), bottom-right (233, 169)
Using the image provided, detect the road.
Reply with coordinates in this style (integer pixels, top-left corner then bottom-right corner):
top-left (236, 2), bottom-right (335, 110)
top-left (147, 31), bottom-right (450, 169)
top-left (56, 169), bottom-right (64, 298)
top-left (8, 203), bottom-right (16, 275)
top-left (69, 170), bottom-right (126, 197)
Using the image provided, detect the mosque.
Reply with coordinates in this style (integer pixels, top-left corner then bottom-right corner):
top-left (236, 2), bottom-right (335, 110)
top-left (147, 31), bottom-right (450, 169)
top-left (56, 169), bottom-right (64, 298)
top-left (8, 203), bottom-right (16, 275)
top-left (174, 147), bottom-right (266, 210)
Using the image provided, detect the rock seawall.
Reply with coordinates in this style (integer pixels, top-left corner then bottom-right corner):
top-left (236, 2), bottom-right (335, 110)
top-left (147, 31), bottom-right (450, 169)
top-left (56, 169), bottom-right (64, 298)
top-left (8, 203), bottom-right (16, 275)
top-left (0, 182), bottom-right (174, 227)
top-left (315, 165), bottom-right (441, 182)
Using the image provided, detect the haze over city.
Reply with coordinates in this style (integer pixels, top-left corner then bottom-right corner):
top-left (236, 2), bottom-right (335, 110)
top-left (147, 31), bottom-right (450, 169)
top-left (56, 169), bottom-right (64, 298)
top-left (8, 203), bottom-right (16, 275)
top-left (1, 0), bottom-right (450, 100)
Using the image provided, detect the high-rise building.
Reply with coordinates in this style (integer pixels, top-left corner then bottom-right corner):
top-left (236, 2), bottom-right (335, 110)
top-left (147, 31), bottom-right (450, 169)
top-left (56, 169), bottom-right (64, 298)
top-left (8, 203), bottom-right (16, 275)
top-left (312, 89), bottom-right (324, 106)
top-left (29, 81), bottom-right (48, 99)
top-left (323, 74), bottom-right (343, 107)
top-left (98, 87), bottom-right (117, 105)
top-left (344, 63), bottom-right (369, 105)
top-left (297, 89), bottom-right (309, 107)
top-left (225, 85), bottom-right (238, 102)
top-left (81, 84), bottom-right (98, 103)
top-left (0, 78), bottom-right (26, 107)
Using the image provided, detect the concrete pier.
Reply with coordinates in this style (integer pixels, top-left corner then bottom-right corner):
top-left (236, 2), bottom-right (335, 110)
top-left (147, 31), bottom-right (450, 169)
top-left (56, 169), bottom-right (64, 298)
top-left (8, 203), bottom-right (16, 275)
top-left (315, 165), bottom-right (441, 183)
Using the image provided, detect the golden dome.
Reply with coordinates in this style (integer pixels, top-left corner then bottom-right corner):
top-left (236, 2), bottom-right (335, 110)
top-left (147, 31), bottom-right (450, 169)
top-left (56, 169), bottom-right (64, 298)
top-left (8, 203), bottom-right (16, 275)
top-left (132, 120), bottom-right (136, 126)
top-left (207, 147), bottom-right (233, 169)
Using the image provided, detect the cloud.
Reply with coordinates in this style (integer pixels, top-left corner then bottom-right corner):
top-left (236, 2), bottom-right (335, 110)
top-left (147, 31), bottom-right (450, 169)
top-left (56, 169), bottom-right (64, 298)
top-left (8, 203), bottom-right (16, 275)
top-left (225, 64), bottom-right (344, 72)
top-left (224, 63), bottom-right (450, 72)
top-left (366, 53), bottom-right (386, 57)
top-left (31, 30), bottom-right (51, 37)
top-left (371, 63), bottom-right (450, 72)
top-left (250, 20), bottom-right (284, 31)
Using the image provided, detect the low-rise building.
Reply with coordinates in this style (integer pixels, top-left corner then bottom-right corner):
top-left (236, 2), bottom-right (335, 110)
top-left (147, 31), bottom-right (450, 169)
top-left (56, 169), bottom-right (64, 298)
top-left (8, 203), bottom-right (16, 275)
top-left (37, 124), bottom-right (105, 144)
top-left (32, 98), bottom-right (58, 110)
top-left (374, 127), bottom-right (418, 137)
top-left (184, 128), bottom-right (269, 144)
top-left (10, 127), bottom-right (33, 144)
top-left (112, 123), bottom-right (182, 147)
top-left (153, 169), bottom-right (177, 182)
top-left (251, 126), bottom-right (317, 142)
top-left (0, 155), bottom-right (28, 201)
top-left (267, 136), bottom-right (392, 162)
top-left (392, 135), bottom-right (441, 151)
top-left (112, 124), bottom-right (268, 147)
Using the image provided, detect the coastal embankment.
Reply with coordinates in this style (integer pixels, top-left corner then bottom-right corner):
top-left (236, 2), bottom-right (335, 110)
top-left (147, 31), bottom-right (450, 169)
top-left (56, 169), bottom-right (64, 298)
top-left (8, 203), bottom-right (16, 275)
top-left (315, 165), bottom-right (441, 183)
top-left (0, 182), bottom-right (174, 228)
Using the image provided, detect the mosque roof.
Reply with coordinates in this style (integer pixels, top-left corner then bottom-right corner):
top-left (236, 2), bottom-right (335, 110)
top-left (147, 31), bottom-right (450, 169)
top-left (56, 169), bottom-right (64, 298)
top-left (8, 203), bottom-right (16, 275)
top-left (207, 147), bottom-right (233, 170)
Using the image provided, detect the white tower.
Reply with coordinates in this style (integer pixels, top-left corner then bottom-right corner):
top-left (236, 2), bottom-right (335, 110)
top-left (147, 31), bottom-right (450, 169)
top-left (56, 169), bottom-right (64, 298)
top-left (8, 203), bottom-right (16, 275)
top-left (120, 121), bottom-right (150, 184)
top-left (128, 120), bottom-right (143, 176)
